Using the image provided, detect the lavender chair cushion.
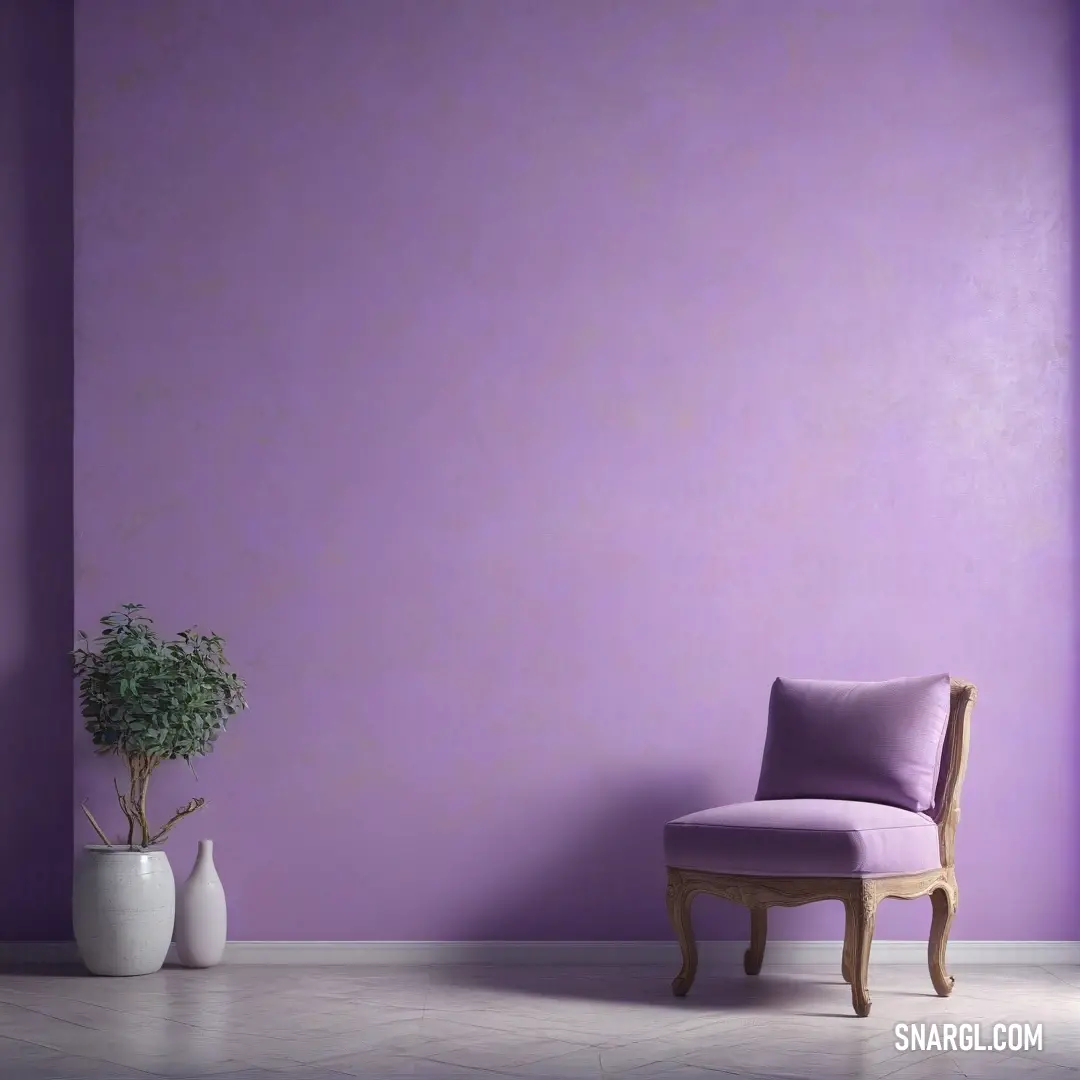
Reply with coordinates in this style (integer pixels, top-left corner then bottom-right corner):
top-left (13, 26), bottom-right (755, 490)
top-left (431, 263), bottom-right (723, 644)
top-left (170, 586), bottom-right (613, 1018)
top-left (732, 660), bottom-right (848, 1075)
top-left (755, 674), bottom-right (951, 813)
top-left (664, 799), bottom-right (941, 877)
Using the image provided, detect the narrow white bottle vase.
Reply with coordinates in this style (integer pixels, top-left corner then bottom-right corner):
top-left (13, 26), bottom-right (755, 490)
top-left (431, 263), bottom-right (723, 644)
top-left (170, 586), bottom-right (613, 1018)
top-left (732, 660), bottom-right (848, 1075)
top-left (175, 839), bottom-right (227, 968)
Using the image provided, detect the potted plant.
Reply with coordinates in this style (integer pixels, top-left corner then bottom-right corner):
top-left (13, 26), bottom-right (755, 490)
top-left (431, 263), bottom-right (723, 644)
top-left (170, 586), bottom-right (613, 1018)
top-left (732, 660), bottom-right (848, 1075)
top-left (71, 604), bottom-right (248, 976)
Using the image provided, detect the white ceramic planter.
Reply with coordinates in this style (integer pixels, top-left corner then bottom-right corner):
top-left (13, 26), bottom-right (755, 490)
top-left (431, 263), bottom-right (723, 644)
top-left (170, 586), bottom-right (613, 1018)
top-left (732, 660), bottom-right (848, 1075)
top-left (175, 839), bottom-right (227, 968)
top-left (73, 845), bottom-right (175, 976)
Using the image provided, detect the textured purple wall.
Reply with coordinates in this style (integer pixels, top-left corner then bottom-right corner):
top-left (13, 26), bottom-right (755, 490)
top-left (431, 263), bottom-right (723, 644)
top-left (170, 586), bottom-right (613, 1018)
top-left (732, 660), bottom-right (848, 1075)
top-left (75, 0), bottom-right (1074, 942)
top-left (0, 0), bottom-right (74, 940)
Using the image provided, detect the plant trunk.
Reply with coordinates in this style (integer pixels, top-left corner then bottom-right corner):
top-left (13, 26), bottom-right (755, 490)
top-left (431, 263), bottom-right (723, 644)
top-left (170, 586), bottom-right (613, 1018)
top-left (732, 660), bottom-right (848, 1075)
top-left (89, 752), bottom-right (205, 848)
top-left (118, 753), bottom-right (159, 848)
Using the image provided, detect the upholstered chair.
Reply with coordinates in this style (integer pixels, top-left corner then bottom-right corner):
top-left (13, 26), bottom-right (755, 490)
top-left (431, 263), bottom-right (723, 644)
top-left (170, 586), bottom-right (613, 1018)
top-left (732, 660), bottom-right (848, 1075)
top-left (663, 675), bottom-right (976, 1017)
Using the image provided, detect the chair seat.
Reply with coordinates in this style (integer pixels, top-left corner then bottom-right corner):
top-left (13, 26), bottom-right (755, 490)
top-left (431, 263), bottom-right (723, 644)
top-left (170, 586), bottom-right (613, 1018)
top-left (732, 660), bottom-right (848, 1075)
top-left (664, 798), bottom-right (942, 877)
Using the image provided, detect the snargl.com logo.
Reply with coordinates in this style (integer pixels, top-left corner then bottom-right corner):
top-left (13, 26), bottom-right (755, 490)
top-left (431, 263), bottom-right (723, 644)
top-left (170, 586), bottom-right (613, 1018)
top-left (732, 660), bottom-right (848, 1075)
top-left (894, 1022), bottom-right (1043, 1053)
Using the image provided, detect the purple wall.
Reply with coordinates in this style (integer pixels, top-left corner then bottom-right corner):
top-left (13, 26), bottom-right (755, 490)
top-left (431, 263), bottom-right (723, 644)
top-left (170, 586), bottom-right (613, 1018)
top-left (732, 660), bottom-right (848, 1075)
top-left (74, 0), bottom-right (1074, 942)
top-left (0, 0), bottom-right (74, 940)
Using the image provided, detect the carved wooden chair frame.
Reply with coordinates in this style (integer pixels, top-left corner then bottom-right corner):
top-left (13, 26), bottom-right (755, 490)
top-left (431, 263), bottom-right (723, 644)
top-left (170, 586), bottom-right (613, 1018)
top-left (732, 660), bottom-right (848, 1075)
top-left (665, 677), bottom-right (976, 1017)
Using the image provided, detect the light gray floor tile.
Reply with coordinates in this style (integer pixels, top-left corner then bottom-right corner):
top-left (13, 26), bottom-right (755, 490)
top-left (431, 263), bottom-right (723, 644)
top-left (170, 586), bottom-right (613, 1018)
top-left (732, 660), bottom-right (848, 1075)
top-left (0, 961), bottom-right (1075, 1079)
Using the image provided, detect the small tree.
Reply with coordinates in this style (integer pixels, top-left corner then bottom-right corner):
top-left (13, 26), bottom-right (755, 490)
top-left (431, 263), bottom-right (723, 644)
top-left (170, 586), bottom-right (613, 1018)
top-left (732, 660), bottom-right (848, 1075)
top-left (72, 604), bottom-right (249, 849)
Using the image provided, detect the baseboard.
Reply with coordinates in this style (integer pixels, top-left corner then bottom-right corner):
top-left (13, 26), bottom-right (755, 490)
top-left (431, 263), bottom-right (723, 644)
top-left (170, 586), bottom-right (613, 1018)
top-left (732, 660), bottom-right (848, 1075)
top-left (2, 940), bottom-right (1078, 966)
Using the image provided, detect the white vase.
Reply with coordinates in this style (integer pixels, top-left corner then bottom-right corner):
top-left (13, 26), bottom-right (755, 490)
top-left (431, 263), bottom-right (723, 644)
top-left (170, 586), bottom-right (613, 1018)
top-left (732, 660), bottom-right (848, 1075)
top-left (175, 839), bottom-right (227, 968)
top-left (73, 845), bottom-right (175, 976)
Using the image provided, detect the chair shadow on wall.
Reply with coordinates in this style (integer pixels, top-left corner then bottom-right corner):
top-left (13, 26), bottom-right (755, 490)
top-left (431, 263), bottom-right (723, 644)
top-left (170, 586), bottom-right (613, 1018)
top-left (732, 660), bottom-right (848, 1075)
top-left (0, 0), bottom-right (74, 948)
top-left (432, 774), bottom-right (820, 1010)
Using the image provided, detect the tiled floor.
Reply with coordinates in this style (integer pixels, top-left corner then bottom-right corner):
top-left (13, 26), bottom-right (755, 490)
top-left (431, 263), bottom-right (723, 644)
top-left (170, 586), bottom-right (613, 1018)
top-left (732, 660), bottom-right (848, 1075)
top-left (0, 961), bottom-right (1077, 1079)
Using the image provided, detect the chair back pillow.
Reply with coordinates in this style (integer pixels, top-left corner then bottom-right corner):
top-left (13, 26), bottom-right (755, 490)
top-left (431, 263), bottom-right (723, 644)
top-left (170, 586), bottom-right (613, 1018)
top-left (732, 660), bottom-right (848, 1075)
top-left (755, 674), bottom-right (951, 813)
